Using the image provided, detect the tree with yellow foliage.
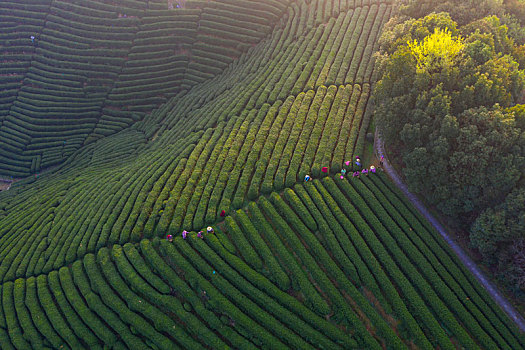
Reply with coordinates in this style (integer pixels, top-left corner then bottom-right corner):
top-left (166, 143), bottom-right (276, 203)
top-left (407, 28), bottom-right (464, 73)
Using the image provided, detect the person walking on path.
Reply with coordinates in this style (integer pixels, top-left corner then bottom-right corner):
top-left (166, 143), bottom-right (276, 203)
top-left (355, 157), bottom-right (362, 169)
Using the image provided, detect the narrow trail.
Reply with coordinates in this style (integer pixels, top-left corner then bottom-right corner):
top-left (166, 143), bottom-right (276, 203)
top-left (374, 129), bottom-right (525, 333)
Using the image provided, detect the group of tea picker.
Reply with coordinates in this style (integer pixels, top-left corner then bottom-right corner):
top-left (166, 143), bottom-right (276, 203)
top-left (166, 153), bottom-right (386, 242)
top-left (166, 209), bottom-right (227, 241)
top-left (166, 226), bottom-right (215, 242)
top-left (305, 154), bottom-right (384, 183)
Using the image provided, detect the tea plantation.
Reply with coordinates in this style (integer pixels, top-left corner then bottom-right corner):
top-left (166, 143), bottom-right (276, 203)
top-left (1, 0), bottom-right (524, 348)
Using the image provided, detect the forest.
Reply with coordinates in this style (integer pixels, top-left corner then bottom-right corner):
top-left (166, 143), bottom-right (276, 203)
top-left (376, 0), bottom-right (525, 295)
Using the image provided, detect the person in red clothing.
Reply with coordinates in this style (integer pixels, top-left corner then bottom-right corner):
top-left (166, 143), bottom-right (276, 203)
top-left (166, 234), bottom-right (173, 242)
top-left (220, 210), bottom-right (226, 217)
top-left (321, 166), bottom-right (328, 173)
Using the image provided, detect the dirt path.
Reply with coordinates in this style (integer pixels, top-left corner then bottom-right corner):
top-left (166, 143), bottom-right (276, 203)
top-left (374, 129), bottom-right (525, 333)
top-left (0, 178), bottom-right (17, 192)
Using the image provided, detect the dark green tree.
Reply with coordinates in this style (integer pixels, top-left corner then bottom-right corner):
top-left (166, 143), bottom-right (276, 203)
top-left (471, 187), bottom-right (525, 292)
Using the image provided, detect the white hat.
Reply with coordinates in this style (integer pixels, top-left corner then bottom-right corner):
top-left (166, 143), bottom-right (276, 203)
top-left (207, 226), bottom-right (213, 232)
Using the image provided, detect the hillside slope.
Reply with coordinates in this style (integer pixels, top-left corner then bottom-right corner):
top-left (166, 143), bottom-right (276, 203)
top-left (1, 0), bottom-right (524, 348)
top-left (0, 0), bottom-right (388, 270)
top-left (0, 0), bottom-right (290, 176)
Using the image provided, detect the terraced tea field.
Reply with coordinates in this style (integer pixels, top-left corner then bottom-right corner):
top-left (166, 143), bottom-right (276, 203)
top-left (0, 0), bottom-right (291, 176)
top-left (1, 0), bottom-right (524, 348)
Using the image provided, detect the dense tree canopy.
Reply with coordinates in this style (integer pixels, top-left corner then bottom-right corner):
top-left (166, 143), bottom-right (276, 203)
top-left (397, 0), bottom-right (504, 26)
top-left (471, 187), bottom-right (525, 291)
top-left (376, 7), bottom-right (525, 293)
